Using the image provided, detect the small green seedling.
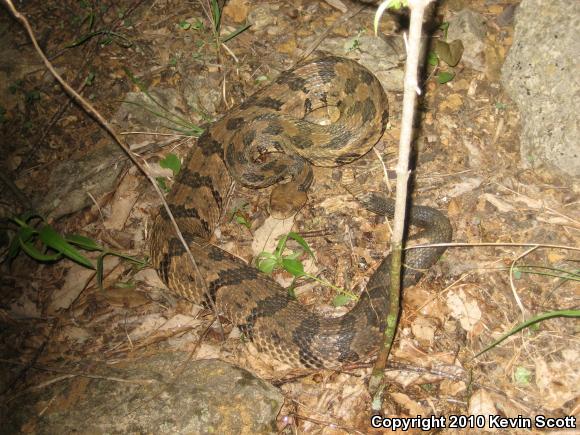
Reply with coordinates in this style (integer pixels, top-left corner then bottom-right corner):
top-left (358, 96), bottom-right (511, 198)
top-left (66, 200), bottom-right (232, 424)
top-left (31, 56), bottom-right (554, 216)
top-left (156, 153), bottom-right (181, 192)
top-left (159, 153), bottom-right (181, 176)
top-left (256, 232), bottom-right (358, 306)
top-left (230, 203), bottom-right (252, 230)
top-left (514, 366), bottom-right (532, 386)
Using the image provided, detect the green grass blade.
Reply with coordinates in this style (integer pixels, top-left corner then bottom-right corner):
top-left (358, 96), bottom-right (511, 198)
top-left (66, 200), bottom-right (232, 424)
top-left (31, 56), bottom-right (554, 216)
top-left (19, 239), bottom-right (62, 262)
top-left (66, 234), bottom-right (103, 251)
top-left (210, 0), bottom-right (221, 32)
top-left (474, 310), bottom-right (580, 358)
top-left (287, 232), bottom-right (314, 258)
top-left (96, 253), bottom-right (105, 291)
top-left (220, 23), bottom-right (250, 44)
top-left (39, 225), bottom-right (95, 269)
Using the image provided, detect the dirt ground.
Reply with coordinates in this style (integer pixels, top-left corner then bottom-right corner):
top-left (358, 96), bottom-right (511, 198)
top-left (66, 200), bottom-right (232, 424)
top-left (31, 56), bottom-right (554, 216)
top-left (0, 0), bottom-right (578, 433)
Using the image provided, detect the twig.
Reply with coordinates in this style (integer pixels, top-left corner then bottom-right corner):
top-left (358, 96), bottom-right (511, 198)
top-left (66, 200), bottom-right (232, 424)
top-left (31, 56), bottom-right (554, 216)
top-left (295, 5), bottom-right (366, 65)
top-left (408, 241), bottom-right (580, 252)
top-left (2, 0), bottom-right (224, 336)
top-left (369, 0), bottom-right (434, 414)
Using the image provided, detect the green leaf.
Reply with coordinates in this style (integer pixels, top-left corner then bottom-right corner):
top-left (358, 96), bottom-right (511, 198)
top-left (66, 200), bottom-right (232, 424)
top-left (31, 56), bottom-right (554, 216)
top-left (256, 252), bottom-right (278, 274)
top-left (514, 366), bottom-right (532, 385)
top-left (281, 258), bottom-right (305, 277)
top-left (332, 294), bottom-right (353, 307)
top-left (220, 23), bottom-right (251, 44)
top-left (512, 268), bottom-right (522, 280)
top-left (287, 232), bottom-right (314, 258)
top-left (274, 234), bottom-right (289, 257)
top-left (285, 251), bottom-right (302, 261)
top-left (20, 239), bottom-right (62, 262)
top-left (427, 51), bottom-right (439, 66)
top-left (39, 225), bottom-right (95, 269)
top-left (435, 39), bottom-right (463, 67)
top-left (18, 225), bottom-right (36, 243)
top-left (156, 176), bottom-right (168, 192)
top-left (7, 233), bottom-right (22, 260)
top-left (210, 0), bottom-right (221, 32)
top-left (96, 253), bottom-right (104, 291)
top-left (437, 71), bottom-right (455, 84)
top-left (66, 234), bottom-right (103, 251)
top-left (439, 21), bottom-right (450, 39)
top-left (192, 18), bottom-right (204, 30)
top-left (474, 310), bottom-right (580, 358)
top-left (179, 20), bottom-right (191, 30)
top-left (234, 214), bottom-right (251, 229)
top-left (159, 153), bottom-right (181, 176)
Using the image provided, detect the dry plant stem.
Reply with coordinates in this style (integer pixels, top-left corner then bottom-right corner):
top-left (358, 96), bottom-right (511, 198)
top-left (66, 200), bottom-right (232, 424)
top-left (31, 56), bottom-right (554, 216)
top-left (2, 0), bottom-right (224, 335)
top-left (369, 0), bottom-right (434, 408)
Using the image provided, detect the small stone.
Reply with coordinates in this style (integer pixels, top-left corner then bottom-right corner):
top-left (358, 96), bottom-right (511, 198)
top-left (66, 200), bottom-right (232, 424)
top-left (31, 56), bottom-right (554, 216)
top-left (223, 0), bottom-right (249, 23)
top-left (447, 9), bottom-right (488, 72)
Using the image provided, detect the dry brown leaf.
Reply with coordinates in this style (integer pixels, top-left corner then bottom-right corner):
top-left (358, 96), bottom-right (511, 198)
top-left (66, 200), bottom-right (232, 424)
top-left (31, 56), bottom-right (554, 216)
top-left (134, 268), bottom-right (167, 288)
top-left (390, 392), bottom-right (428, 416)
top-left (483, 192), bottom-right (515, 213)
top-left (535, 351), bottom-right (580, 411)
top-left (105, 170), bottom-right (141, 230)
top-left (411, 316), bottom-right (437, 346)
top-left (469, 389), bottom-right (497, 426)
top-left (440, 93), bottom-right (464, 111)
top-left (9, 294), bottom-right (40, 318)
top-left (251, 215), bottom-right (295, 256)
top-left (446, 289), bottom-right (482, 332)
top-left (447, 177), bottom-right (483, 198)
top-left (48, 263), bottom-right (95, 314)
top-left (101, 287), bottom-right (150, 308)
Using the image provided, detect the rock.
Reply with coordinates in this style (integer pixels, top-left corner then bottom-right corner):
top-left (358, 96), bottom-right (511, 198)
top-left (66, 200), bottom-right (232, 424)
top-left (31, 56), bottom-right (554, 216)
top-left (35, 138), bottom-right (127, 220)
top-left (3, 356), bottom-right (283, 434)
top-left (247, 4), bottom-right (279, 31)
top-left (496, 3), bottom-right (518, 27)
top-left (501, 0), bottom-right (580, 176)
top-left (447, 9), bottom-right (488, 72)
top-left (309, 35), bottom-right (406, 92)
top-left (223, 0), bottom-right (250, 23)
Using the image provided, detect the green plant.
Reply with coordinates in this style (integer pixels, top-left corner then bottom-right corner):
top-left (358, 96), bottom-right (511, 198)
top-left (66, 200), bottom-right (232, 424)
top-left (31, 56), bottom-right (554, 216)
top-left (230, 203), bottom-right (252, 230)
top-left (430, 22), bottom-right (463, 84)
top-left (123, 69), bottom-right (204, 136)
top-left (512, 264), bottom-right (579, 281)
top-left (4, 214), bottom-right (146, 290)
top-left (474, 310), bottom-right (580, 358)
top-left (256, 232), bottom-right (358, 306)
top-left (156, 153), bottom-right (182, 192)
top-left (201, 0), bottom-right (250, 54)
top-left (67, 2), bottom-right (132, 49)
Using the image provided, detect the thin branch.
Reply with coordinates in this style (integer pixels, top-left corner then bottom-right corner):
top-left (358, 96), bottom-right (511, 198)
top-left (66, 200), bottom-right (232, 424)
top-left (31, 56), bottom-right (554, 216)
top-left (1, 0), bottom-right (223, 333)
top-left (369, 0), bottom-right (434, 413)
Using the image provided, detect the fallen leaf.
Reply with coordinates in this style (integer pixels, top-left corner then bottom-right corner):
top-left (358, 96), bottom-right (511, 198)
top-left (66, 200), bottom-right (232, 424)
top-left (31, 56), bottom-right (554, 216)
top-left (252, 215), bottom-right (295, 256)
top-left (435, 39), bottom-right (464, 67)
top-left (446, 289), bottom-right (481, 332)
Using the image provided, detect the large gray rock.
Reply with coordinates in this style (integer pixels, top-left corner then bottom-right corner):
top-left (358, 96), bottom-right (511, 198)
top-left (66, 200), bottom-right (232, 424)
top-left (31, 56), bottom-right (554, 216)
top-left (3, 356), bottom-right (283, 434)
top-left (501, 0), bottom-right (580, 176)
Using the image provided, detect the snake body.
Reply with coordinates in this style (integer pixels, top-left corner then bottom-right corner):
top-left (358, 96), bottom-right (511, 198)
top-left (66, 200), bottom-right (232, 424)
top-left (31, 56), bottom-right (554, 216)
top-left (150, 57), bottom-right (452, 368)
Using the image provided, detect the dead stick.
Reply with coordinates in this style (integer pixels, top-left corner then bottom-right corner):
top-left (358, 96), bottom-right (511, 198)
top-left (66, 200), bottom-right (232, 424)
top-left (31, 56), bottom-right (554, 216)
top-left (1, 0), bottom-right (224, 336)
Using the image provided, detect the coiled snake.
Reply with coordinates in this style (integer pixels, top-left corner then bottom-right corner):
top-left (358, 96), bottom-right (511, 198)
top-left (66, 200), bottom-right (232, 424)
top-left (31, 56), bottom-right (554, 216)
top-left (150, 57), bottom-right (452, 368)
